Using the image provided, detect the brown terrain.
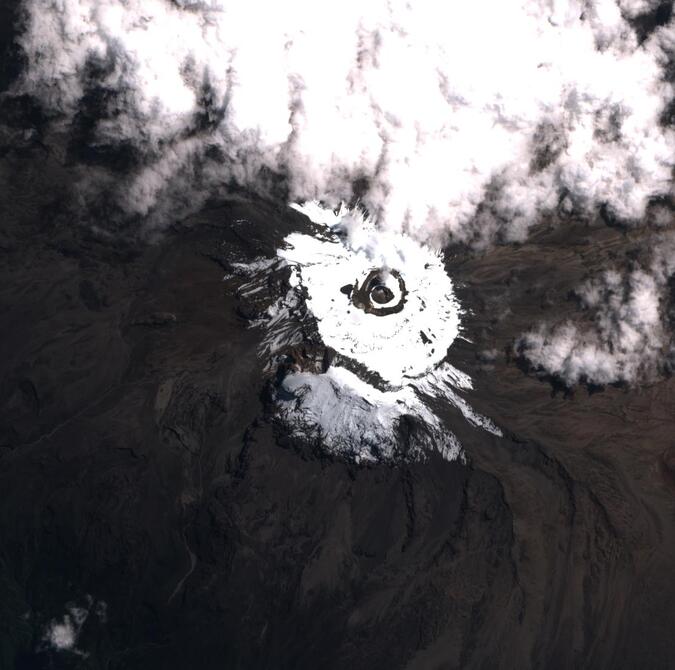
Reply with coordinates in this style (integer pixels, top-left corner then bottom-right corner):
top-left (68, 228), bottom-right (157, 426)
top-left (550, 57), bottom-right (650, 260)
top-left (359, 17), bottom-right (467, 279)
top-left (1, 133), bottom-right (675, 670)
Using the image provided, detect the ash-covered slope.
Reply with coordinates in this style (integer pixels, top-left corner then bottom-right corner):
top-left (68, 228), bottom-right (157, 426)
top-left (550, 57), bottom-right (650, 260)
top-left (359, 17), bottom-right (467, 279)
top-left (1, 142), bottom-right (675, 668)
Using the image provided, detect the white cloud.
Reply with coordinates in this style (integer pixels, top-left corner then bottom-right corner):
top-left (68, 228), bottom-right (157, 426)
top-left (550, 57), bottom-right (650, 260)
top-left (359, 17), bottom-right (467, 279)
top-left (12, 0), bottom-right (674, 242)
top-left (43, 604), bottom-right (88, 653)
top-left (45, 617), bottom-right (77, 651)
top-left (41, 597), bottom-right (107, 656)
top-left (516, 233), bottom-right (675, 386)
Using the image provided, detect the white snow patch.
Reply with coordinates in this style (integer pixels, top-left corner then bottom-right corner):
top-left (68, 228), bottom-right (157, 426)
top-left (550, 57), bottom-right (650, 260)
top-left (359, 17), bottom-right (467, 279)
top-left (233, 211), bottom-right (502, 462)
top-left (277, 365), bottom-right (463, 462)
top-left (413, 362), bottom-right (503, 437)
top-left (280, 202), bottom-right (461, 385)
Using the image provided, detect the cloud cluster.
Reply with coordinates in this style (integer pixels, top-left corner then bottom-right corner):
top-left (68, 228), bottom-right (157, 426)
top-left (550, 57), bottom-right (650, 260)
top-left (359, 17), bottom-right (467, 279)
top-left (516, 233), bottom-right (675, 385)
top-left (11, 0), bottom-right (674, 243)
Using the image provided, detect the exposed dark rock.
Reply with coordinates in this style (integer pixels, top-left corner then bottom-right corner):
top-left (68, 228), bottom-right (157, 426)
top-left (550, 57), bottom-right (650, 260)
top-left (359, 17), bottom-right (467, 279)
top-left (130, 311), bottom-right (178, 327)
top-left (1, 145), bottom-right (675, 669)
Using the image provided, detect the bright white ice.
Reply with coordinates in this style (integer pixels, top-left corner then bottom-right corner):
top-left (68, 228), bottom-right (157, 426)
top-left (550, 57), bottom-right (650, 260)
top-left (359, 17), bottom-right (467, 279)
top-left (232, 203), bottom-right (500, 463)
top-left (279, 202), bottom-right (461, 386)
top-left (277, 366), bottom-right (462, 463)
top-left (229, 202), bottom-right (499, 463)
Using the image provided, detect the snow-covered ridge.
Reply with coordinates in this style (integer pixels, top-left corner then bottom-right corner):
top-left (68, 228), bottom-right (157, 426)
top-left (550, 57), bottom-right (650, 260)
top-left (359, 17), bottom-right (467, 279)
top-left (277, 366), bottom-right (463, 464)
top-left (232, 203), bottom-right (500, 464)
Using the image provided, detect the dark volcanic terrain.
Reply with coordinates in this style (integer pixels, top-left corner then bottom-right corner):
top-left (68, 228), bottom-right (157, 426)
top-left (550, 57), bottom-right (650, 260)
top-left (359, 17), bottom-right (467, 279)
top-left (1, 143), bottom-right (675, 670)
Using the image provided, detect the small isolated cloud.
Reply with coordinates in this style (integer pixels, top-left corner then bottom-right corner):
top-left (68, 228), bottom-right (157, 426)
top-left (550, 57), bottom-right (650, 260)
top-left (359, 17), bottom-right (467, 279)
top-left (45, 617), bottom-right (77, 651)
top-left (516, 233), bottom-right (675, 386)
top-left (43, 605), bottom-right (88, 654)
top-left (41, 596), bottom-right (107, 657)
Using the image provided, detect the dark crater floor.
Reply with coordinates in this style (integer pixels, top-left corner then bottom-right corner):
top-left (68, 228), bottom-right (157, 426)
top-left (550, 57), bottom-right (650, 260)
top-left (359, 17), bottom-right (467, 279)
top-left (1, 144), bottom-right (675, 670)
